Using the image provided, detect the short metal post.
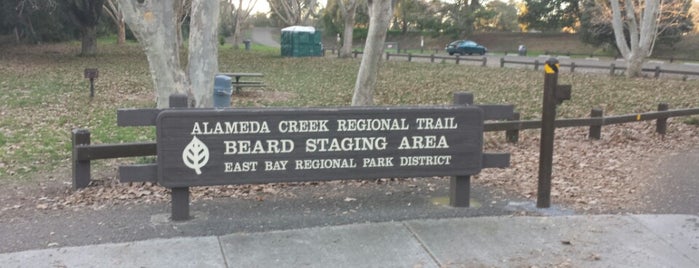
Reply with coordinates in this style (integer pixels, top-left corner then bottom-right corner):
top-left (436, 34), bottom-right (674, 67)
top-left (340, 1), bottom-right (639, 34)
top-left (455, 55), bottom-right (460, 65)
top-left (408, 53), bottom-right (412, 62)
top-left (500, 57), bottom-right (505, 68)
top-left (656, 103), bottom-right (669, 135)
top-left (570, 62), bottom-right (576, 73)
top-left (589, 108), bottom-right (603, 140)
top-left (89, 78), bottom-right (95, 98)
top-left (506, 112), bottom-right (520, 143)
top-left (430, 54), bottom-right (435, 63)
top-left (481, 57), bottom-right (487, 67)
top-left (386, 52), bottom-right (390, 61)
top-left (654, 66), bottom-right (661, 79)
top-left (72, 129), bottom-right (91, 189)
top-left (449, 92), bottom-right (474, 207)
top-left (534, 60), bottom-right (539, 71)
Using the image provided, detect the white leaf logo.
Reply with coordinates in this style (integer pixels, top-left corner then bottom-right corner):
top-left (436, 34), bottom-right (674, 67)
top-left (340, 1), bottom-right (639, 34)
top-left (182, 136), bottom-right (209, 175)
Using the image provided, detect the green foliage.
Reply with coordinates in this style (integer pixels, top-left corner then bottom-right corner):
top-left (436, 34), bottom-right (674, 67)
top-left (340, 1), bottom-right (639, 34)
top-left (519, 0), bottom-right (580, 32)
top-left (475, 1), bottom-right (520, 32)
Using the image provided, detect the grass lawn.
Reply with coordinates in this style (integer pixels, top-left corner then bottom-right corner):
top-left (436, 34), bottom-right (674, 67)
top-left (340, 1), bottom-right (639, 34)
top-left (1, 41), bottom-right (699, 181)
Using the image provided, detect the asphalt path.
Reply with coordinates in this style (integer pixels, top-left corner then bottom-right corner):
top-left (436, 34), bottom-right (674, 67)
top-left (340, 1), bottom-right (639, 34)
top-left (1, 177), bottom-right (571, 253)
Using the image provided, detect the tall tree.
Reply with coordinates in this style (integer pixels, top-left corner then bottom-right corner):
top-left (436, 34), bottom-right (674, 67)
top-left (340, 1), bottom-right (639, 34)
top-left (609, 0), bottom-right (660, 77)
top-left (580, 0), bottom-right (693, 48)
top-left (518, 0), bottom-right (580, 31)
top-left (118, 0), bottom-right (219, 108)
top-left (268, 0), bottom-right (319, 26)
top-left (442, 0), bottom-right (476, 37)
top-left (66, 0), bottom-right (107, 55)
top-left (338, 0), bottom-right (362, 58)
top-left (232, 0), bottom-right (258, 49)
top-left (103, 0), bottom-right (125, 44)
top-left (352, 0), bottom-right (394, 106)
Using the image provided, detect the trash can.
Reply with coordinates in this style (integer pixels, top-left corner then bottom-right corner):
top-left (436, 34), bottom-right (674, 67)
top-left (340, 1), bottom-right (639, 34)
top-left (213, 75), bottom-right (232, 108)
top-left (518, 44), bottom-right (527, 56)
top-left (243, 39), bottom-right (251, 51)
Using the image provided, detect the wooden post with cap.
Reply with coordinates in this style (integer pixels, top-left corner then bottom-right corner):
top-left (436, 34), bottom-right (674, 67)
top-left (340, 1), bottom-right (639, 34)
top-left (538, 58), bottom-right (560, 208)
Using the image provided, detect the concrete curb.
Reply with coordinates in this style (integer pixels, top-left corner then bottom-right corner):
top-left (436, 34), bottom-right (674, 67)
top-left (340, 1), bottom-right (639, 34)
top-left (1, 215), bottom-right (697, 267)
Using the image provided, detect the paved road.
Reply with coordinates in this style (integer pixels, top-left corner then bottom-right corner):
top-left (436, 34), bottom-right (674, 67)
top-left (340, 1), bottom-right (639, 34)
top-left (250, 27), bottom-right (280, 48)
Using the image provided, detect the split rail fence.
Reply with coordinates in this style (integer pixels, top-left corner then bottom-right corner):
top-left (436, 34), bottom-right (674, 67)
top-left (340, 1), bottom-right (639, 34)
top-left (72, 100), bottom-right (699, 189)
top-left (346, 51), bottom-right (699, 79)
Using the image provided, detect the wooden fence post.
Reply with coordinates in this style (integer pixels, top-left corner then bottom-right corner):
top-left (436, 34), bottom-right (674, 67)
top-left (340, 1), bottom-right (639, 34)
top-left (72, 128), bottom-right (91, 189)
top-left (500, 57), bottom-right (505, 68)
top-left (654, 66), bottom-right (661, 79)
top-left (506, 112), bottom-right (520, 143)
top-left (430, 54), bottom-right (435, 63)
top-left (481, 57), bottom-right (487, 67)
top-left (589, 108), bottom-right (603, 140)
top-left (656, 103), bottom-right (669, 135)
top-left (610, 63), bottom-right (615, 76)
top-left (534, 60), bottom-right (539, 71)
top-left (450, 92), bottom-right (474, 207)
top-left (386, 52), bottom-right (390, 61)
top-left (408, 53), bottom-right (412, 62)
top-left (455, 55), bottom-right (460, 65)
top-left (570, 62), bottom-right (576, 73)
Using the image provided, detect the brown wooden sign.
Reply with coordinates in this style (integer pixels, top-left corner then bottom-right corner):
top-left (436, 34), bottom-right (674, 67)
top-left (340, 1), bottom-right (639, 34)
top-left (156, 106), bottom-right (484, 188)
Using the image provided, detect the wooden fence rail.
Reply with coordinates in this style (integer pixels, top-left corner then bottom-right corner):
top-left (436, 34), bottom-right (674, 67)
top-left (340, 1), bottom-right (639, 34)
top-left (72, 102), bottom-right (699, 189)
top-left (349, 50), bottom-right (699, 78)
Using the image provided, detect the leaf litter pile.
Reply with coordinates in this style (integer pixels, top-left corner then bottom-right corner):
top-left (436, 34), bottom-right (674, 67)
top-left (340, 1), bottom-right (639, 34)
top-left (18, 119), bottom-right (695, 214)
top-left (1, 43), bottom-right (699, 215)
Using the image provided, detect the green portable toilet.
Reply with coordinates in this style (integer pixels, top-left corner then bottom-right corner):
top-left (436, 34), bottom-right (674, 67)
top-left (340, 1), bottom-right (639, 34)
top-left (281, 26), bottom-right (323, 57)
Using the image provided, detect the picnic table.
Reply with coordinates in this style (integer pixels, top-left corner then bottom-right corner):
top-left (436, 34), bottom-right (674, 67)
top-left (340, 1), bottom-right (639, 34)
top-left (220, 72), bottom-right (265, 93)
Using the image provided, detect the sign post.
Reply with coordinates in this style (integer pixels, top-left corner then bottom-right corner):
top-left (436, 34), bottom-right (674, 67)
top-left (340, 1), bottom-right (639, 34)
top-left (157, 105), bottom-right (486, 220)
top-left (537, 58), bottom-right (571, 208)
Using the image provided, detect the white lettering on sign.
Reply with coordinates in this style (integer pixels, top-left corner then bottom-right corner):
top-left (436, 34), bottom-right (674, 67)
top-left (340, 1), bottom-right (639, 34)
top-left (305, 137), bottom-right (387, 152)
top-left (400, 155), bottom-right (452, 166)
top-left (336, 118), bottom-right (409, 131)
top-left (363, 157), bottom-right (394, 167)
top-left (278, 120), bottom-right (330, 133)
top-left (191, 121), bottom-right (271, 135)
top-left (224, 161), bottom-right (258, 172)
top-left (265, 160), bottom-right (288, 171)
top-left (295, 158), bottom-right (358, 170)
top-left (223, 139), bottom-right (294, 155)
top-left (397, 135), bottom-right (449, 149)
top-left (415, 117), bottom-right (458, 130)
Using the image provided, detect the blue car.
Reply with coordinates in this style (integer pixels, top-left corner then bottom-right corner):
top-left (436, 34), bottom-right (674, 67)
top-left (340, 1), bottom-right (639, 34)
top-left (446, 40), bottom-right (487, 56)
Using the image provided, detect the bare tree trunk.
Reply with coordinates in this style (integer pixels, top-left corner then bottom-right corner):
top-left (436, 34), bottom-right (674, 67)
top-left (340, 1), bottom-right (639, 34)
top-left (338, 0), bottom-right (359, 58)
top-left (188, 0), bottom-right (219, 107)
top-left (609, 0), bottom-right (660, 77)
top-left (232, 17), bottom-right (242, 49)
top-left (118, 0), bottom-right (189, 108)
top-left (81, 26), bottom-right (98, 55)
top-left (351, 0), bottom-right (393, 106)
top-left (104, 0), bottom-right (126, 44)
top-left (117, 19), bottom-right (126, 44)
